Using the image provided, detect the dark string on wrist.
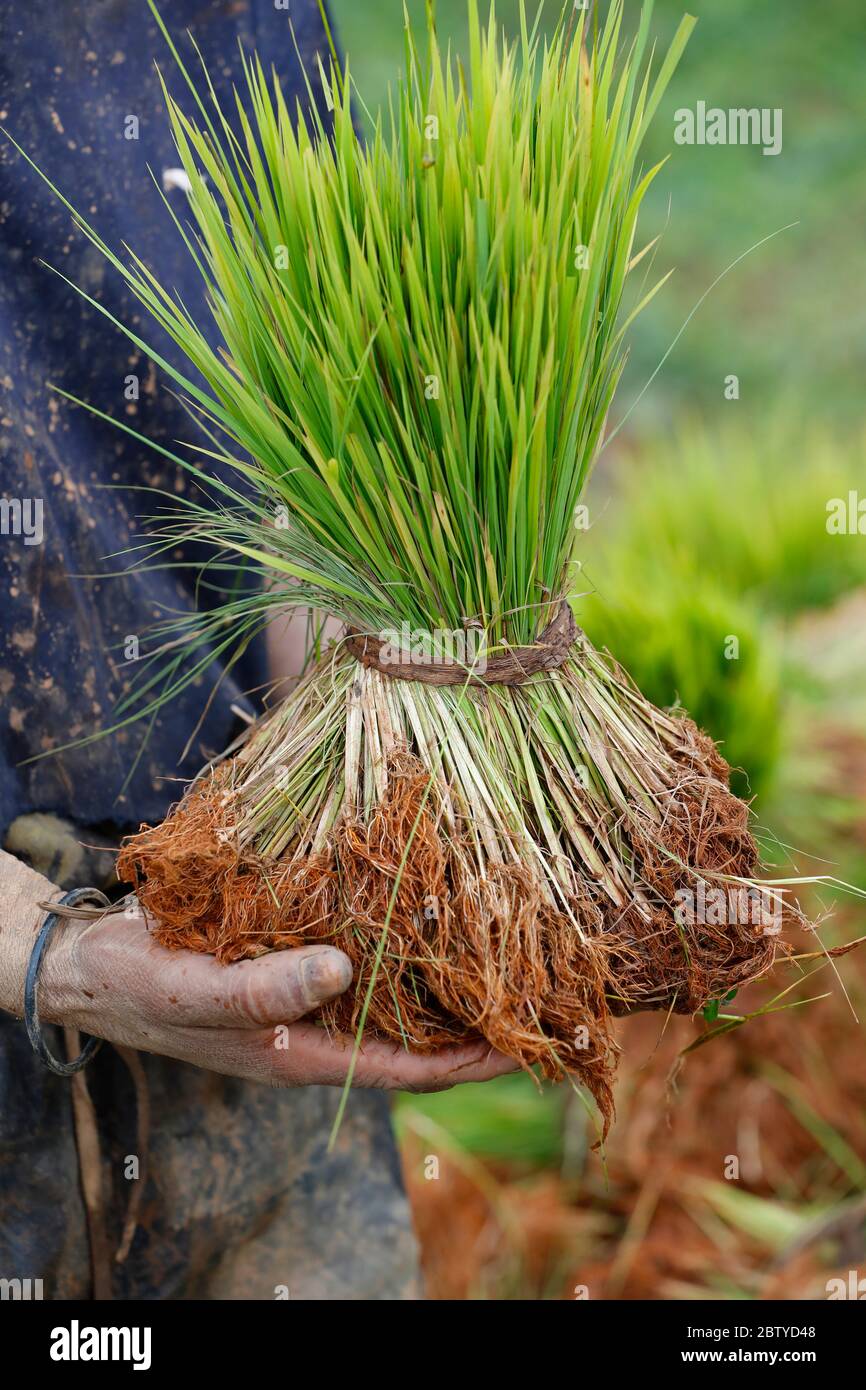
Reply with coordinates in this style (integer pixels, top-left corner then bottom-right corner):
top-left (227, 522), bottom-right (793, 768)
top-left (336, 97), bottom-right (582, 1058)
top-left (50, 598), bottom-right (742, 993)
top-left (24, 886), bottom-right (109, 1075)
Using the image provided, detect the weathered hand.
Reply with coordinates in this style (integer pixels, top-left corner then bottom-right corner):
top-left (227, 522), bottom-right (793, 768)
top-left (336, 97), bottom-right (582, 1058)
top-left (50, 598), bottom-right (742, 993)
top-left (36, 905), bottom-right (515, 1092)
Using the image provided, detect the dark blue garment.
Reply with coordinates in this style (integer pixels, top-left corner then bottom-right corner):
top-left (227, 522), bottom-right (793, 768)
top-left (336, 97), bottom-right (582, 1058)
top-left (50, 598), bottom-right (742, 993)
top-left (0, 1), bottom-right (419, 1299)
top-left (0, 0), bottom-right (328, 833)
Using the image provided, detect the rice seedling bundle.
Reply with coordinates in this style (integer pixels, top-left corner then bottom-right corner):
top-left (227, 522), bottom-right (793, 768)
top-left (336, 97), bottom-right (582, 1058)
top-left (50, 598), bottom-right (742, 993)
top-left (22, 0), bottom-right (801, 1129)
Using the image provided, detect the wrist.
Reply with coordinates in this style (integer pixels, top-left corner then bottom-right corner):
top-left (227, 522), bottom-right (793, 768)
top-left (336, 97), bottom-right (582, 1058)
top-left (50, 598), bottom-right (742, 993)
top-left (0, 848), bottom-right (77, 1021)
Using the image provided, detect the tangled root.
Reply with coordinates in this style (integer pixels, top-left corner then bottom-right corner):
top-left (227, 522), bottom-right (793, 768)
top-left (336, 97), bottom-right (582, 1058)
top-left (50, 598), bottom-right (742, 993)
top-left (117, 704), bottom-right (787, 1139)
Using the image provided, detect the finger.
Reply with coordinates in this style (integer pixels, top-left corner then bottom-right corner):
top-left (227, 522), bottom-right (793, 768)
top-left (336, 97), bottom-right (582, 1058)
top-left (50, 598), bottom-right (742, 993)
top-left (350, 1037), bottom-right (519, 1092)
top-left (187, 1020), bottom-right (518, 1089)
top-left (385, 1045), bottom-right (519, 1092)
top-left (152, 943), bottom-right (354, 1027)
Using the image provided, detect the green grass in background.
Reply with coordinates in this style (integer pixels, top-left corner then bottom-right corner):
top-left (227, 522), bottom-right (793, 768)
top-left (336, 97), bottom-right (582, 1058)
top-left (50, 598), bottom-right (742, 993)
top-left (585, 420), bottom-right (866, 618)
top-left (577, 418), bottom-right (866, 804)
top-left (330, 1), bottom-right (865, 423)
top-left (394, 1070), bottom-right (570, 1167)
top-left (581, 561), bottom-right (784, 803)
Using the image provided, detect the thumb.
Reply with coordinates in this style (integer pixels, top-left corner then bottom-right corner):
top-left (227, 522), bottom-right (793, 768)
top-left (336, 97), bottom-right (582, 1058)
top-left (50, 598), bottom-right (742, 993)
top-left (144, 939), bottom-right (354, 1028)
top-left (180, 939), bottom-right (358, 1028)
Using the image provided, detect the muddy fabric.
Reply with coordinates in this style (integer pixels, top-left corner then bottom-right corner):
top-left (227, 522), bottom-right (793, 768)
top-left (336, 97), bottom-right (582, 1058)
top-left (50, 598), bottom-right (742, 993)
top-left (0, 1), bottom-right (420, 1300)
top-left (0, 1009), bottom-right (421, 1300)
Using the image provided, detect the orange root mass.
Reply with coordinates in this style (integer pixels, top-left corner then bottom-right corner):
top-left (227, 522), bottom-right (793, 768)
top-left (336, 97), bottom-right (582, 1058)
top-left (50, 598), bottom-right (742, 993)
top-left (117, 718), bottom-right (783, 1136)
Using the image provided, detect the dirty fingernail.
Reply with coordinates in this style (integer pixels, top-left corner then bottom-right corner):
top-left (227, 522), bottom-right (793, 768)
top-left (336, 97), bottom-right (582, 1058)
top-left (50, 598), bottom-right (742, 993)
top-left (300, 949), bottom-right (352, 1005)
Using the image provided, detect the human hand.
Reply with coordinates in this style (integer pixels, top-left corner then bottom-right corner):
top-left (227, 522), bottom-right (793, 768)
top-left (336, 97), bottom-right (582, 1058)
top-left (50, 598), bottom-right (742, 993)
top-left (35, 903), bottom-right (515, 1092)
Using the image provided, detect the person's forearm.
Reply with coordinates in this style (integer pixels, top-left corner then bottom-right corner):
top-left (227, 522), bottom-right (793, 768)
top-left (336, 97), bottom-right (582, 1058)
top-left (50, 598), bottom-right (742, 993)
top-left (266, 608), bottom-right (341, 691)
top-left (0, 847), bottom-right (66, 1018)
